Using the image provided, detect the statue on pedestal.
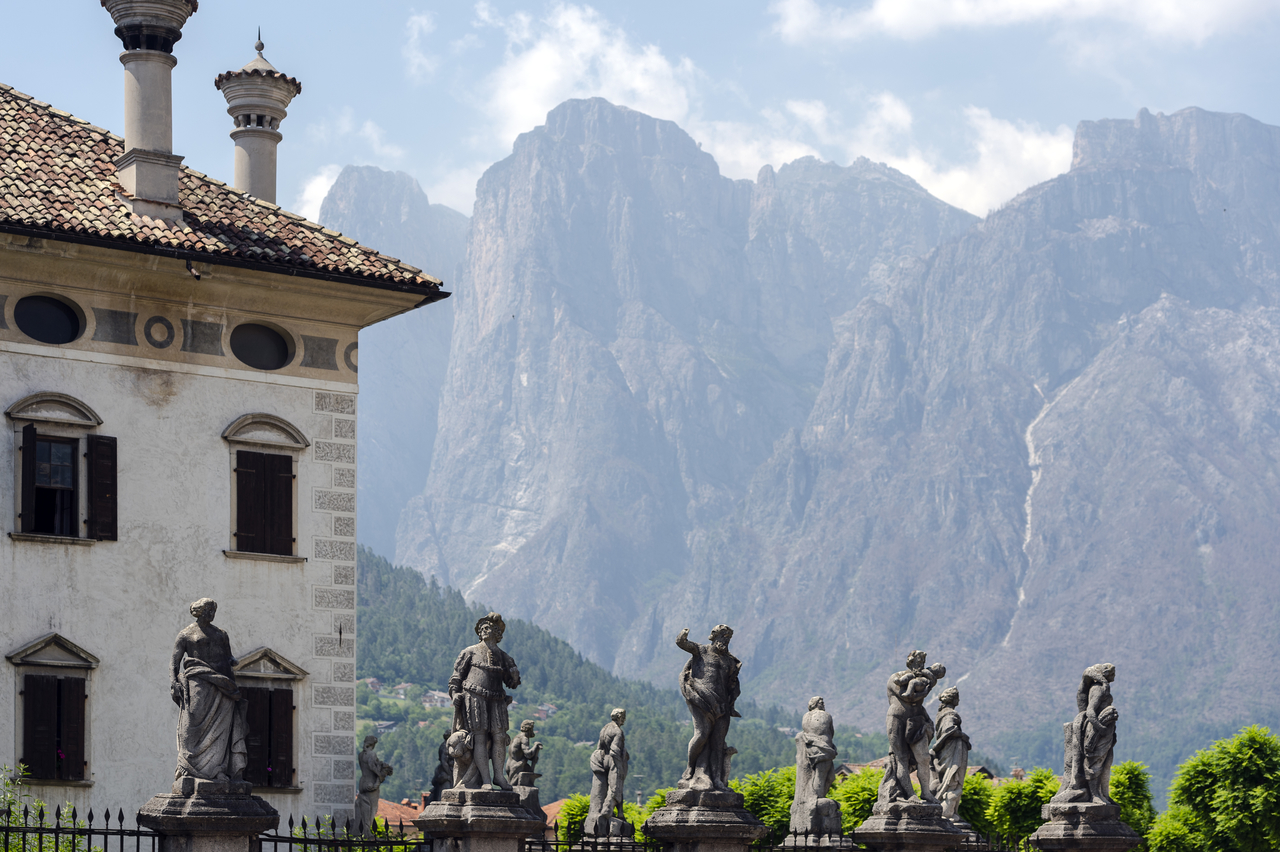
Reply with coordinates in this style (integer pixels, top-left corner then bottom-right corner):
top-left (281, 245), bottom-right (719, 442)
top-left (169, 598), bottom-right (248, 791)
top-left (355, 735), bottom-right (394, 836)
top-left (505, 720), bottom-right (544, 785)
top-left (1052, 663), bottom-right (1119, 805)
top-left (586, 708), bottom-right (632, 837)
top-left (789, 697), bottom-right (841, 836)
top-left (448, 612), bottom-right (522, 790)
top-left (677, 625), bottom-right (742, 792)
top-left (877, 650), bottom-right (946, 806)
top-left (929, 688), bottom-right (971, 822)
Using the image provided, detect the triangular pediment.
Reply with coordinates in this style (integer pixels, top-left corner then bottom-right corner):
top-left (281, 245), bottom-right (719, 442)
top-left (5, 393), bottom-right (103, 427)
top-left (6, 633), bottom-right (99, 668)
top-left (234, 646), bottom-right (308, 679)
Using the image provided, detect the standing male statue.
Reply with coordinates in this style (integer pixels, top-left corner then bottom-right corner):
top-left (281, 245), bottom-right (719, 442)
top-left (676, 625), bottom-right (741, 792)
top-left (878, 650), bottom-right (946, 806)
top-left (790, 697), bottom-right (840, 835)
top-left (586, 708), bottom-right (631, 837)
top-left (169, 598), bottom-right (248, 791)
top-left (355, 735), bottom-right (394, 836)
top-left (448, 612), bottom-right (522, 790)
top-left (929, 688), bottom-right (971, 822)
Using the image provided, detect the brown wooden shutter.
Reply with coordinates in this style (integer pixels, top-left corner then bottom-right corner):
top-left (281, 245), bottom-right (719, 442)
top-left (22, 674), bottom-right (58, 779)
top-left (20, 423), bottom-right (37, 534)
top-left (59, 677), bottom-right (86, 781)
top-left (235, 451), bottom-right (266, 553)
top-left (242, 685), bottom-right (271, 787)
top-left (270, 688), bottom-right (294, 788)
top-left (264, 453), bottom-right (294, 556)
top-left (87, 436), bottom-right (118, 541)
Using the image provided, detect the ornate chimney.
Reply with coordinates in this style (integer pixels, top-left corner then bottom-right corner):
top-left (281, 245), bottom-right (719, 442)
top-left (100, 0), bottom-right (196, 221)
top-left (214, 37), bottom-right (302, 204)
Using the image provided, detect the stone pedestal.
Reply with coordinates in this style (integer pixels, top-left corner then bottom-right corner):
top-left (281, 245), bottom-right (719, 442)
top-left (415, 788), bottom-right (545, 852)
top-left (510, 783), bottom-right (545, 839)
top-left (137, 781), bottom-right (279, 852)
top-left (852, 802), bottom-right (965, 852)
top-left (1029, 803), bottom-right (1141, 852)
top-left (642, 790), bottom-right (769, 852)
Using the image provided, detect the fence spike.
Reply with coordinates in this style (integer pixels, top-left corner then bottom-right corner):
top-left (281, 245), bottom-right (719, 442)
top-left (345, 816), bottom-right (352, 837)
top-left (55, 805), bottom-right (63, 826)
top-left (288, 815), bottom-right (294, 831)
top-left (87, 808), bottom-right (94, 826)
top-left (71, 807), bottom-right (78, 824)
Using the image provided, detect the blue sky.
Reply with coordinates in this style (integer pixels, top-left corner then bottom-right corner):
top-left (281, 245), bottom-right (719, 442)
top-left (4, 1), bottom-right (1280, 220)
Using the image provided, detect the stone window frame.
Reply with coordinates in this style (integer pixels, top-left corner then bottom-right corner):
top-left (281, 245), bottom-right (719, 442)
top-left (6, 393), bottom-right (104, 545)
top-left (234, 647), bottom-right (308, 794)
top-left (222, 414), bottom-right (309, 564)
top-left (5, 632), bottom-right (100, 787)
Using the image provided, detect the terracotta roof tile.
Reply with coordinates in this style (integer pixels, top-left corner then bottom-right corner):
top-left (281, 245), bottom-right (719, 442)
top-left (0, 82), bottom-right (442, 296)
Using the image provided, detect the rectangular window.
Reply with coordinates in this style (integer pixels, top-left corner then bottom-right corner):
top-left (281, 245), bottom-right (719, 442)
top-left (242, 686), bottom-right (294, 788)
top-left (21, 424), bottom-right (77, 537)
top-left (235, 450), bottom-right (294, 555)
top-left (22, 674), bottom-right (86, 781)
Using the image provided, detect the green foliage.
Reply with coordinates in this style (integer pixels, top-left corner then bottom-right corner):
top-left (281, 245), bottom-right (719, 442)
top-left (555, 794), bottom-right (591, 843)
top-left (958, 772), bottom-right (996, 837)
top-left (1111, 761), bottom-right (1157, 839)
top-left (1161, 725), bottom-right (1280, 852)
top-left (829, 767), bottom-right (882, 833)
top-left (731, 766), bottom-right (796, 839)
top-left (633, 789), bottom-right (674, 842)
top-left (985, 767), bottom-right (1058, 841)
top-left (2, 764), bottom-right (96, 852)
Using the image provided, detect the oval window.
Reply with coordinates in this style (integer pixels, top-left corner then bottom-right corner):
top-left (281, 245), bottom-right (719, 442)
top-left (14, 295), bottom-right (82, 345)
top-left (230, 323), bottom-right (291, 371)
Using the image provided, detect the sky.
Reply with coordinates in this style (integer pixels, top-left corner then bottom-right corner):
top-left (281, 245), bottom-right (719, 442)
top-left (4, 1), bottom-right (1280, 221)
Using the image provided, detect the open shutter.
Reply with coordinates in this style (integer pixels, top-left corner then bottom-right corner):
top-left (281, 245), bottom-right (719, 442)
top-left (264, 453), bottom-right (294, 556)
top-left (242, 685), bottom-right (271, 787)
top-left (88, 436), bottom-right (118, 541)
top-left (235, 451), bottom-right (266, 553)
top-left (20, 424), bottom-right (37, 533)
top-left (270, 688), bottom-right (294, 788)
top-left (22, 674), bottom-right (58, 779)
top-left (59, 677), bottom-right (86, 781)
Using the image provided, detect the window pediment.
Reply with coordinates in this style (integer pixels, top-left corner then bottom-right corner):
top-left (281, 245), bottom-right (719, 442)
top-left (6, 393), bottom-right (102, 427)
top-left (234, 646), bottom-right (308, 680)
top-left (222, 413), bottom-right (310, 450)
top-left (7, 633), bottom-right (100, 669)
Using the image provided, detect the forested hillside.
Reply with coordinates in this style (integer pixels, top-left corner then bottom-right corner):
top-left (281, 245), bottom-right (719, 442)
top-left (356, 547), bottom-right (892, 802)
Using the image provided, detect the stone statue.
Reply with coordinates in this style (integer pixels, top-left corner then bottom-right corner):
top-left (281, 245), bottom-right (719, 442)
top-left (448, 612), bottom-right (522, 790)
top-left (878, 650), bottom-right (946, 806)
top-left (169, 598), bottom-right (248, 791)
top-left (505, 720), bottom-right (544, 784)
top-left (676, 625), bottom-right (742, 792)
top-left (789, 697), bottom-right (841, 836)
top-left (430, 731), bottom-right (453, 804)
top-left (929, 688), bottom-right (971, 822)
top-left (355, 735), bottom-right (394, 836)
top-left (1052, 663), bottom-right (1119, 805)
top-left (586, 708), bottom-right (632, 837)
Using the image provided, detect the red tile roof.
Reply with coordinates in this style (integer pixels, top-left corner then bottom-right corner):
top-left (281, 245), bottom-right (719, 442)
top-left (0, 82), bottom-right (445, 299)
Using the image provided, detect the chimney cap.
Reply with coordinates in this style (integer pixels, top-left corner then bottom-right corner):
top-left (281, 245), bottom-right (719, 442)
top-left (214, 38), bottom-right (302, 96)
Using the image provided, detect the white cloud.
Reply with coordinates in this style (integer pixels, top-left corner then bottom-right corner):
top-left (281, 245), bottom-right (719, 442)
top-left (404, 12), bottom-right (439, 81)
top-left (294, 164), bottom-right (342, 222)
top-left (769, 0), bottom-right (1279, 44)
top-left (360, 120), bottom-right (407, 161)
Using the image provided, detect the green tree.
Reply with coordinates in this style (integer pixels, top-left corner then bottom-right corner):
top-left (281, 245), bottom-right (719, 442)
top-left (731, 766), bottom-right (796, 839)
top-left (1111, 761), bottom-right (1157, 839)
top-left (1153, 725), bottom-right (1280, 852)
top-left (555, 794), bottom-right (591, 843)
top-left (829, 767), bottom-right (882, 833)
top-left (985, 767), bottom-right (1058, 841)
top-left (958, 772), bottom-right (996, 837)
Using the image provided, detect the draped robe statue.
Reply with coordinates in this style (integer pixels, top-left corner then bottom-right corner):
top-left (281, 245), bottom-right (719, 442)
top-left (586, 708), bottom-right (632, 837)
top-left (1051, 664), bottom-right (1119, 806)
top-left (677, 625), bottom-right (741, 792)
top-left (355, 736), bottom-right (394, 836)
top-left (790, 697), bottom-right (841, 835)
top-left (929, 688), bottom-right (971, 821)
top-left (169, 598), bottom-right (248, 790)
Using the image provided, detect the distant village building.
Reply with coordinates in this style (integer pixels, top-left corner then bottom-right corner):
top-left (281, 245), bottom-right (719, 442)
top-left (535, 702), bottom-right (559, 719)
top-left (359, 677), bottom-right (385, 694)
top-left (388, 682), bottom-right (415, 700)
top-left (0, 0), bottom-right (447, 823)
top-left (422, 689), bottom-right (451, 708)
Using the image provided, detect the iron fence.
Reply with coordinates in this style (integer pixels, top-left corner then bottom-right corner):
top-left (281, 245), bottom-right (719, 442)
top-left (259, 815), bottom-right (427, 852)
top-left (528, 837), bottom-right (665, 852)
top-left (1, 806), bottom-right (158, 852)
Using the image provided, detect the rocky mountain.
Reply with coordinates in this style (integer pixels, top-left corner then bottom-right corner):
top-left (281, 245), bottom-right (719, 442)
top-left (318, 166), bottom-right (468, 557)
top-left (335, 102), bottom-right (1280, 789)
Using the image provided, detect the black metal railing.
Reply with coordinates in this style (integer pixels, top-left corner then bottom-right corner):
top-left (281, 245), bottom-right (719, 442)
top-left (1, 806), bottom-right (158, 852)
top-left (958, 835), bottom-right (1040, 852)
top-left (748, 829), bottom-right (863, 851)
top-left (529, 839), bottom-right (664, 852)
top-left (259, 815), bottom-right (426, 852)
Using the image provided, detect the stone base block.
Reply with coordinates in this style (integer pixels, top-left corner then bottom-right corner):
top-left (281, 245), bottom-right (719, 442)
top-left (790, 798), bottom-right (843, 838)
top-left (1029, 803), bottom-right (1141, 852)
top-left (137, 792), bottom-right (279, 852)
top-left (512, 786), bottom-right (545, 837)
top-left (510, 772), bottom-right (541, 787)
top-left (585, 816), bottom-right (636, 840)
top-left (853, 801), bottom-right (964, 852)
top-left (415, 788), bottom-right (545, 852)
top-left (642, 790), bottom-right (769, 852)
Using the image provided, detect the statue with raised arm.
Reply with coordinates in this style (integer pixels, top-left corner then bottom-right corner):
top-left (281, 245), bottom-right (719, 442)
top-left (790, 697), bottom-right (841, 836)
top-left (877, 650), bottom-right (946, 806)
top-left (929, 688), bottom-right (971, 822)
top-left (505, 720), bottom-right (544, 784)
top-left (448, 612), bottom-right (521, 790)
top-left (1052, 663), bottom-right (1119, 805)
top-left (586, 708), bottom-right (632, 837)
top-left (169, 598), bottom-right (248, 791)
top-left (676, 625), bottom-right (741, 792)
top-left (355, 735), bottom-right (394, 836)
